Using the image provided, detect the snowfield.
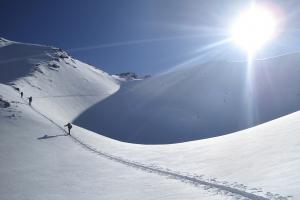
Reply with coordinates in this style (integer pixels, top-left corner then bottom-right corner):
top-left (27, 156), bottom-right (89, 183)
top-left (0, 38), bottom-right (299, 199)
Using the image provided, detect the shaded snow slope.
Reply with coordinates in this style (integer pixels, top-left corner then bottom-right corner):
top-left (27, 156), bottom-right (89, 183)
top-left (0, 41), bottom-right (56, 83)
top-left (75, 54), bottom-right (300, 144)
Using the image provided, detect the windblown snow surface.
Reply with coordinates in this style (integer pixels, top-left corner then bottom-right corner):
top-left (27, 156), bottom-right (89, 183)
top-left (0, 38), bottom-right (299, 200)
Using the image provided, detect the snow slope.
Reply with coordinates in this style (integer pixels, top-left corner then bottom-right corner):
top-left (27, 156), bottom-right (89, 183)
top-left (0, 39), bottom-right (119, 123)
top-left (1, 38), bottom-right (299, 199)
top-left (1, 84), bottom-right (230, 200)
top-left (72, 110), bottom-right (300, 199)
top-left (75, 54), bottom-right (300, 144)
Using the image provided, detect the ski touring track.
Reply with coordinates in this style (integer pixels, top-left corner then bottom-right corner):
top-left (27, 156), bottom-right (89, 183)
top-left (24, 98), bottom-right (291, 200)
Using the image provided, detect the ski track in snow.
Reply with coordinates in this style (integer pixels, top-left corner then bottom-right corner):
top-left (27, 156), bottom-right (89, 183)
top-left (27, 104), bottom-right (291, 200)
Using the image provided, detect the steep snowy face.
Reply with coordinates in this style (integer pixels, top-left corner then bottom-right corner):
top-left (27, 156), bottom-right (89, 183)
top-left (0, 39), bottom-right (119, 123)
top-left (75, 54), bottom-right (300, 144)
top-left (0, 41), bottom-right (60, 83)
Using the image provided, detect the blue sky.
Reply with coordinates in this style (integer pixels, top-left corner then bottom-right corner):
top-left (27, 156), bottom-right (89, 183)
top-left (1, 0), bottom-right (300, 75)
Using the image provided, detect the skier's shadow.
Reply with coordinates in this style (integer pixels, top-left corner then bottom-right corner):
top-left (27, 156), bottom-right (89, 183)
top-left (37, 134), bottom-right (67, 140)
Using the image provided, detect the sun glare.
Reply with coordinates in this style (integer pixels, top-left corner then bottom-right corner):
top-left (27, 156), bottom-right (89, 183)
top-left (231, 4), bottom-right (278, 54)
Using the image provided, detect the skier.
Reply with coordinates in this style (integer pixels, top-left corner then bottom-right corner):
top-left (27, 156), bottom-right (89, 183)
top-left (28, 96), bottom-right (32, 106)
top-left (20, 92), bottom-right (23, 98)
top-left (64, 123), bottom-right (72, 135)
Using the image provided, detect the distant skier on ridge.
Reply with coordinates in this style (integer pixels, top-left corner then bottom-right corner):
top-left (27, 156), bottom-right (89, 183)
top-left (20, 92), bottom-right (23, 98)
top-left (64, 123), bottom-right (72, 135)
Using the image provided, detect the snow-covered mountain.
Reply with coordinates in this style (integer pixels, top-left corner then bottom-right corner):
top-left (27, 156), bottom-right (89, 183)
top-left (0, 39), bottom-right (119, 123)
top-left (75, 53), bottom-right (300, 144)
top-left (1, 38), bottom-right (299, 199)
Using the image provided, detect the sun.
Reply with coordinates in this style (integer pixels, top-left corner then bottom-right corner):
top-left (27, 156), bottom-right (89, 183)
top-left (231, 4), bottom-right (278, 54)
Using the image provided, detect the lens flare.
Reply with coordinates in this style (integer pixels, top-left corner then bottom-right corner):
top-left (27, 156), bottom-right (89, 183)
top-left (231, 4), bottom-right (278, 54)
